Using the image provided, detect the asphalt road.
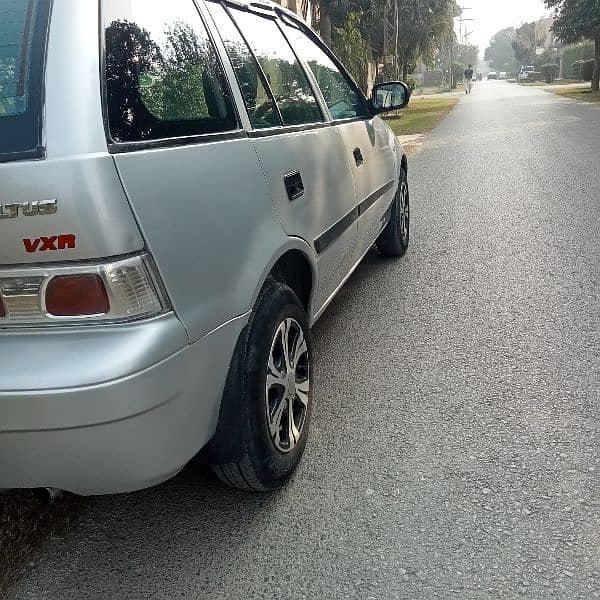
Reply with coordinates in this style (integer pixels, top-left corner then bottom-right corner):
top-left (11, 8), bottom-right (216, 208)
top-left (10, 81), bottom-right (600, 600)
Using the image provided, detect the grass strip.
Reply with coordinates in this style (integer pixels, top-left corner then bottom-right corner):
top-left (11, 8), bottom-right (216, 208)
top-left (384, 96), bottom-right (460, 136)
top-left (545, 84), bottom-right (600, 104)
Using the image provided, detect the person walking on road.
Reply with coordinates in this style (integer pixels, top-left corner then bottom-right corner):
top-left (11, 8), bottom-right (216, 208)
top-left (464, 64), bottom-right (474, 94)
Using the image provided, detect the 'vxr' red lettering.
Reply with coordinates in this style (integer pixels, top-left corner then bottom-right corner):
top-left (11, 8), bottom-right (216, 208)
top-left (23, 234), bottom-right (77, 253)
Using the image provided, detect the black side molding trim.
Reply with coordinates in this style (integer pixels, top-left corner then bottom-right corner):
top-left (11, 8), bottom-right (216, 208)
top-left (314, 180), bottom-right (396, 255)
top-left (358, 180), bottom-right (395, 217)
top-left (314, 207), bottom-right (359, 255)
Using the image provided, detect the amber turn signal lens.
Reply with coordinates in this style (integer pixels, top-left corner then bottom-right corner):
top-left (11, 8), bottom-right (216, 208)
top-left (45, 275), bottom-right (110, 317)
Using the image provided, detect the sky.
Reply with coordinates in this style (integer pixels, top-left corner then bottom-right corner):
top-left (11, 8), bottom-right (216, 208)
top-left (455, 0), bottom-right (552, 58)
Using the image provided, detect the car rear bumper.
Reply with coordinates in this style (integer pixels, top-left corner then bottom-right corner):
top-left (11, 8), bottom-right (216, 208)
top-left (0, 313), bottom-right (247, 495)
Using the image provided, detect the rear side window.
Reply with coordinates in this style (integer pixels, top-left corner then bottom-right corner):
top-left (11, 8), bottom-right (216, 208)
top-left (206, 2), bottom-right (282, 129)
top-left (103, 0), bottom-right (238, 144)
top-left (229, 9), bottom-right (322, 127)
top-left (0, 0), bottom-right (50, 162)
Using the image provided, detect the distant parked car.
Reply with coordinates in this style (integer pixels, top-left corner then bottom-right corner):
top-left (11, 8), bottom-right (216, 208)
top-left (499, 72), bottom-right (508, 80)
top-left (518, 66), bottom-right (536, 82)
top-left (488, 71), bottom-right (498, 80)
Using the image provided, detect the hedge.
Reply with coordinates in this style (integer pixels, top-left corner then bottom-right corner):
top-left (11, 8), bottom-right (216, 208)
top-left (563, 42), bottom-right (595, 79)
top-left (540, 63), bottom-right (559, 82)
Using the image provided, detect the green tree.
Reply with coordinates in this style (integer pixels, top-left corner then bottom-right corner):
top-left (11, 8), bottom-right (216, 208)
top-left (485, 27), bottom-right (518, 71)
top-left (512, 22), bottom-right (537, 65)
top-left (457, 43), bottom-right (479, 67)
top-left (318, 0), bottom-right (371, 47)
top-left (332, 12), bottom-right (373, 91)
top-left (544, 0), bottom-right (600, 91)
top-left (390, 0), bottom-right (457, 80)
top-left (322, 0), bottom-right (457, 86)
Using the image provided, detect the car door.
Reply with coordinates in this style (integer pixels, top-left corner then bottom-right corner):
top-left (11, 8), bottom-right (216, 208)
top-left (282, 19), bottom-right (399, 263)
top-left (206, 2), bottom-right (358, 314)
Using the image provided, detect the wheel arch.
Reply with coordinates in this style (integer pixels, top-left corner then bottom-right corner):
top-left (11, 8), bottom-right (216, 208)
top-left (401, 153), bottom-right (408, 176)
top-left (270, 249), bottom-right (316, 316)
top-left (393, 135), bottom-right (408, 177)
top-left (206, 242), bottom-right (317, 475)
top-left (251, 239), bottom-right (318, 323)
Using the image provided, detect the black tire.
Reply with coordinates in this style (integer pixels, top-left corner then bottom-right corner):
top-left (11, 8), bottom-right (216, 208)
top-left (208, 278), bottom-right (313, 492)
top-left (376, 169), bottom-right (410, 258)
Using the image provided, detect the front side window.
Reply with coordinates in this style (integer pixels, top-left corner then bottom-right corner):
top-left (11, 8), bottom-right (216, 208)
top-left (283, 22), bottom-right (367, 121)
top-left (229, 9), bottom-right (322, 127)
top-left (103, 0), bottom-right (237, 143)
top-left (206, 2), bottom-right (281, 129)
top-left (0, 0), bottom-right (51, 161)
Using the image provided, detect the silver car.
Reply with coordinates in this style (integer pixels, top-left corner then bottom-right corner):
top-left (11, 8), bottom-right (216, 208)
top-left (0, 0), bottom-right (410, 495)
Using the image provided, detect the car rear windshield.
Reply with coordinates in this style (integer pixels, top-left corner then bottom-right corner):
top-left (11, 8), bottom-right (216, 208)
top-left (0, 0), bottom-right (51, 162)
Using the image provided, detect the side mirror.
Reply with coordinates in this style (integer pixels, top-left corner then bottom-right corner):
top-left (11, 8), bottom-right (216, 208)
top-left (372, 81), bottom-right (411, 113)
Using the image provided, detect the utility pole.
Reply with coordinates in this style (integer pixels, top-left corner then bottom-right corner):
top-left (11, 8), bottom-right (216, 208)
top-left (457, 6), bottom-right (472, 45)
top-left (394, 0), bottom-right (399, 79)
top-left (449, 38), bottom-right (454, 89)
top-left (383, 0), bottom-right (399, 80)
top-left (459, 17), bottom-right (474, 45)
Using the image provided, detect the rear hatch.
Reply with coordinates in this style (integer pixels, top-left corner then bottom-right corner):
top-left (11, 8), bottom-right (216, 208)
top-left (0, 0), bottom-right (143, 265)
top-left (0, 1), bottom-right (167, 326)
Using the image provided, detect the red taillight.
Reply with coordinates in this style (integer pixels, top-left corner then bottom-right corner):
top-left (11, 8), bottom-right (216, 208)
top-left (45, 275), bottom-right (110, 317)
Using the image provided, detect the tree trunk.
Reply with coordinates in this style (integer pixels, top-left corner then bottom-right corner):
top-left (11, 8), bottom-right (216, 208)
top-left (319, 9), bottom-right (332, 48)
top-left (593, 32), bottom-right (600, 93)
top-left (402, 63), bottom-right (408, 82)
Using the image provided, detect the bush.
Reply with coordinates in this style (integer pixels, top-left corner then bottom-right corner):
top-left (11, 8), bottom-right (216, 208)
top-left (451, 62), bottom-right (464, 88)
top-left (535, 50), bottom-right (556, 71)
top-left (540, 63), bottom-right (558, 83)
top-left (405, 76), bottom-right (418, 92)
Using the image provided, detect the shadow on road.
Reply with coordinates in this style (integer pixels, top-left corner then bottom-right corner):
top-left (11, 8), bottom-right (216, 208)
top-left (0, 491), bottom-right (88, 596)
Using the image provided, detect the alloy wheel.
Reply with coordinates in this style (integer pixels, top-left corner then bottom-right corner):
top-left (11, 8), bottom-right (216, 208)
top-left (399, 180), bottom-right (409, 241)
top-left (265, 318), bottom-right (310, 453)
